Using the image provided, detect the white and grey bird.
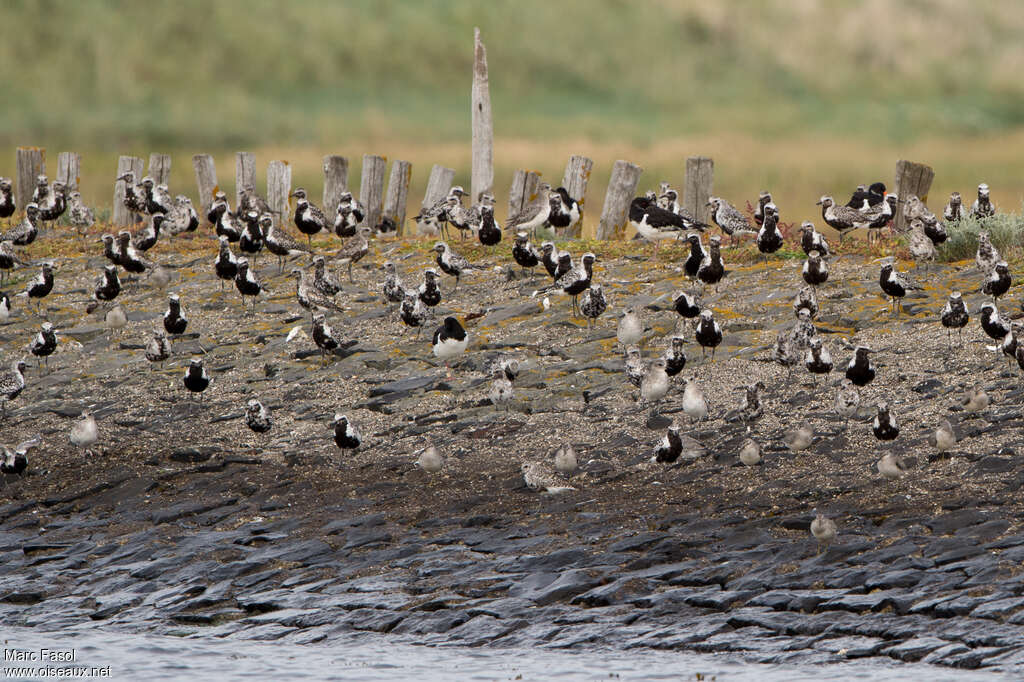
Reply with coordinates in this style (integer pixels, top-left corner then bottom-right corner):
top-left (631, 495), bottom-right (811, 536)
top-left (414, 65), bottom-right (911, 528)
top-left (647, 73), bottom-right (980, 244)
top-left (0, 291), bottom-right (10, 323)
top-left (624, 345), bottom-right (646, 388)
top-left (399, 293), bottom-right (430, 335)
top-left (694, 309), bottom-right (723, 359)
top-left (521, 460), bottom-right (576, 494)
top-left (69, 410), bottom-right (99, 456)
top-left (245, 399), bottom-right (273, 434)
top-left (313, 255), bottom-right (344, 298)
top-left (793, 284), bottom-right (818, 319)
top-left (682, 378), bottom-right (709, 422)
top-left (940, 291), bottom-right (970, 346)
top-left (961, 386), bottom-right (990, 414)
top-left (433, 241), bottom-right (475, 291)
top-left (381, 261), bottom-right (406, 305)
top-left (834, 380), bottom-right (860, 430)
top-left (104, 304), bottom-right (127, 337)
top-left (876, 453), bottom-right (906, 481)
top-left (810, 510), bottom-right (837, 553)
top-left (707, 196), bottom-right (754, 243)
top-left (774, 331), bottom-right (800, 377)
top-left (334, 191), bottom-right (365, 238)
top-left (783, 420), bottom-right (814, 452)
top-left (68, 191), bottom-right (95, 237)
top-left (739, 438), bottom-right (761, 467)
top-left (790, 307), bottom-right (817, 350)
top-left (579, 284), bottom-right (607, 328)
top-left (970, 183), bottom-right (995, 219)
top-left (291, 267), bottom-right (343, 321)
top-left (311, 312), bottom-right (341, 362)
top-left (416, 444), bottom-right (444, 473)
top-left (817, 195), bottom-right (872, 242)
top-left (336, 225), bottom-right (372, 283)
top-left (29, 321), bottom-right (58, 369)
top-left (488, 367), bottom-right (514, 411)
top-left (554, 444), bottom-right (578, 475)
top-left (617, 308), bottom-right (643, 346)
top-left (662, 335), bottom-right (687, 377)
top-left (0, 359), bottom-right (29, 416)
top-left (929, 419), bottom-right (957, 452)
top-left (506, 183), bottom-right (552, 238)
top-left (943, 191), bottom-right (965, 223)
top-left (1, 434), bottom-right (40, 476)
top-left (145, 330), bottom-right (171, 369)
top-left (975, 230), bottom-right (1000, 275)
top-left (640, 357), bottom-right (670, 404)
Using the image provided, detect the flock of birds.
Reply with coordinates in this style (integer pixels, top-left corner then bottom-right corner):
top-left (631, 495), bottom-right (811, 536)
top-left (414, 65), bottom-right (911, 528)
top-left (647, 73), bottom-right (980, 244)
top-left (0, 170), bottom-right (1012, 546)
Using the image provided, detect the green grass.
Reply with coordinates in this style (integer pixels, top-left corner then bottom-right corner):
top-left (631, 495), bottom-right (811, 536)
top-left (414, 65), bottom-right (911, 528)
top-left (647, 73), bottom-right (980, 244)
top-left (4, 1), bottom-right (1024, 149)
top-left (938, 209), bottom-right (1024, 263)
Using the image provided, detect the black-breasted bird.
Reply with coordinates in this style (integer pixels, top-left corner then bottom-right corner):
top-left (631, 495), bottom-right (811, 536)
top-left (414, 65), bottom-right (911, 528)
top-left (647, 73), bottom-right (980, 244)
top-left (845, 346), bottom-right (876, 388)
top-left (333, 413), bottom-right (361, 452)
top-left (2, 203), bottom-right (40, 246)
top-left (418, 268), bottom-right (442, 308)
top-left (333, 191), bottom-right (365, 239)
top-left (0, 240), bottom-right (26, 285)
top-left (238, 209), bottom-right (264, 262)
top-left (653, 424), bottom-right (705, 464)
top-left (400, 293), bottom-right (429, 335)
top-left (879, 262), bottom-right (920, 315)
top-left (696, 236), bottom-right (726, 291)
top-left (26, 262), bottom-right (55, 312)
top-left (0, 359), bottom-right (28, 416)
top-left (291, 188), bottom-right (328, 244)
top-left (629, 194), bottom-right (701, 250)
top-left (548, 186), bottom-right (581, 235)
top-left (980, 302), bottom-right (1011, 342)
top-left (163, 294), bottom-right (188, 335)
top-left (872, 402), bottom-right (899, 441)
top-left (756, 202), bottom-right (784, 264)
top-left (817, 195), bottom-right (871, 242)
top-left (477, 204), bottom-right (502, 248)
top-left (234, 258), bottom-right (266, 312)
top-left (245, 399), bottom-right (272, 434)
top-left (753, 191), bottom-right (772, 226)
top-left (983, 262), bottom-right (1011, 301)
top-left (116, 231), bottom-right (151, 277)
top-left (132, 214), bottom-right (163, 253)
top-left (182, 357), bottom-right (210, 401)
top-left (312, 312), bottom-right (340, 363)
top-left (579, 284), bottom-right (607, 329)
top-left (971, 183), bottom-right (995, 219)
top-left (312, 255), bottom-right (343, 298)
top-left (214, 236), bottom-right (239, 289)
top-left (944, 191), bottom-right (965, 223)
top-left (793, 284), bottom-right (818, 319)
top-left (432, 317), bottom-right (469, 369)
top-left (433, 242), bottom-right (474, 291)
top-left (216, 206), bottom-right (243, 242)
top-left (802, 250), bottom-right (828, 288)
top-left (381, 261), bottom-right (406, 306)
top-left (207, 190), bottom-right (229, 227)
top-left (264, 213), bottom-right (311, 271)
top-left (799, 221), bottom-right (830, 259)
top-left (291, 268), bottom-right (343, 322)
top-left (1, 434), bottom-right (40, 476)
top-left (695, 309), bottom-right (723, 360)
top-left (535, 253), bottom-right (596, 317)
top-left (0, 177), bottom-right (14, 224)
top-left (804, 336), bottom-right (833, 379)
top-left (662, 335), bottom-right (687, 377)
top-left (29, 322), bottom-right (57, 370)
top-left (940, 291), bottom-right (970, 346)
top-left (672, 290), bottom-right (700, 320)
top-left (512, 232), bottom-right (541, 279)
top-left (683, 233), bottom-right (707, 281)
top-left (145, 330), bottom-right (171, 369)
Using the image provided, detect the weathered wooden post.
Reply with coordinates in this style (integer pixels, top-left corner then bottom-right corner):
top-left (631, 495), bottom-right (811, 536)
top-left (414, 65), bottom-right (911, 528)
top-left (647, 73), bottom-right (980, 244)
top-left (192, 154), bottom-right (218, 221)
top-left (56, 152), bottom-right (80, 190)
top-left (507, 169), bottom-right (541, 227)
top-left (235, 152), bottom-right (255, 208)
top-left (113, 155), bottom-right (144, 227)
top-left (422, 165), bottom-right (456, 211)
top-left (471, 27), bottom-right (494, 204)
top-left (561, 154), bottom-right (593, 237)
top-left (383, 159), bottom-right (412, 236)
top-left (892, 160), bottom-right (935, 233)
top-left (360, 154), bottom-right (387, 230)
top-left (148, 153), bottom-right (171, 186)
top-left (597, 160), bottom-right (643, 240)
top-left (266, 160), bottom-right (291, 217)
top-left (322, 155), bottom-right (349, 217)
top-left (16, 147), bottom-right (45, 210)
top-left (684, 156), bottom-right (714, 225)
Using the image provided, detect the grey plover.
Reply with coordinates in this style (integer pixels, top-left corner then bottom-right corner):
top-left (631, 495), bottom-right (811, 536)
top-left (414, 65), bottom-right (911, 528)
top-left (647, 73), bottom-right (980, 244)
top-left (234, 258), bottom-right (266, 313)
top-left (333, 413), bottom-right (361, 452)
top-left (69, 411), bottom-right (99, 456)
top-left (908, 220), bottom-right (937, 268)
top-left (512, 232), bottom-right (542, 278)
top-left (214, 236), bottom-right (239, 289)
top-left (521, 460), bottom-right (576, 493)
top-left (0, 240), bottom-right (27, 285)
top-left (804, 336), bottom-right (833, 379)
top-left (414, 187), bottom-right (458, 237)
top-left (624, 345), bottom-right (645, 388)
top-left (876, 453), bottom-right (906, 481)
top-left (739, 437), bottom-right (761, 467)
top-left (488, 367), bottom-right (514, 411)
top-left (662, 335), bottom-right (687, 377)
top-left (163, 294), bottom-right (188, 335)
top-left (733, 381), bottom-right (765, 427)
top-left (980, 302), bottom-right (1011, 341)
top-left (652, 423), bottom-right (705, 464)
top-left (961, 386), bottom-right (990, 413)
top-left (313, 255), bottom-right (343, 298)
top-left (970, 183), bottom-right (995, 218)
top-left (617, 308), bottom-right (644, 346)
top-left (753, 190), bottom-right (773, 226)
top-left (707, 197), bottom-right (754, 244)
top-left (943, 191), bottom-right (965, 223)
top-left (817, 195), bottom-right (871, 242)
top-left (312, 312), bottom-right (340, 363)
top-left (416, 444), bottom-right (444, 473)
top-left (264, 214), bottom-right (311, 271)
top-left (433, 241), bottom-right (474, 290)
top-left (799, 221), bottom-right (830, 259)
top-left (2, 203), bottom-right (40, 245)
top-left (696, 236), bottom-right (726, 291)
top-left (975, 230), bottom-right (1000, 275)
top-left (29, 321), bottom-right (58, 370)
top-left (26, 262), bottom-right (56, 313)
top-left (334, 191), bottom-right (365, 238)
top-left (182, 358), bottom-right (210, 402)
top-left (0, 359), bottom-right (28, 416)
top-left (755, 202), bottom-right (784, 264)
top-left (810, 510), bottom-right (837, 554)
top-left (291, 268), bottom-right (343, 321)
top-left (774, 331), bottom-right (800, 377)
top-left (683, 233), bottom-right (707, 281)
top-left (783, 421), bottom-right (814, 452)
top-left (0, 178), bottom-right (14, 224)
top-left (477, 203), bottom-right (502, 248)
top-left (554, 444), bottom-right (578, 475)
top-left (629, 194), bottom-right (700, 252)
top-left (940, 291), bottom-right (970, 346)
top-left (432, 317), bottom-right (469, 369)
top-left (694, 309), bottom-right (722, 359)
top-left (790, 307), bottom-right (817, 350)
top-left (335, 226), bottom-right (371, 282)
top-left (983, 262), bottom-right (1011, 301)
top-left (640, 358), bottom-right (670, 404)
top-left (68, 191), bottom-right (95, 237)
top-left (879, 261), bottom-right (920, 315)
top-left (682, 378), bottom-right (708, 422)
top-left (793, 284), bottom-right (818, 319)
top-left (548, 187), bottom-right (581, 236)
top-left (417, 268), bottom-right (442, 307)
top-left (536, 253), bottom-right (596, 316)
top-left (381, 262), bottom-right (406, 305)
top-left (1, 434), bottom-right (40, 476)
top-left (929, 419), bottom-right (956, 452)
top-left (579, 284), bottom-right (607, 328)
top-left (506, 183), bottom-right (552, 238)
top-left (872, 402), bottom-right (899, 440)
top-left (845, 346), bottom-right (876, 388)
top-left (399, 293), bottom-right (429, 335)
top-left (145, 331), bottom-right (170, 369)
top-left (245, 399), bottom-right (273, 434)
top-left (835, 379), bottom-right (861, 429)
top-left (802, 250), bottom-right (828, 288)
top-left (290, 188), bottom-right (328, 245)
top-left (673, 290), bottom-right (700, 320)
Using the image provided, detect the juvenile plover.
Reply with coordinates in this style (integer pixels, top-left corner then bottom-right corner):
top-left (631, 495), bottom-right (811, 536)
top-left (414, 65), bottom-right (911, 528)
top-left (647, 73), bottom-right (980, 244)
top-left (579, 284), bottom-right (607, 328)
top-left (640, 358), bottom-right (670, 404)
top-left (929, 419), bottom-right (956, 452)
top-left (69, 411), bottom-right (99, 457)
top-left (264, 214), bottom-right (311, 271)
top-left (810, 510), bottom-right (837, 554)
top-left (682, 378), bottom-right (708, 422)
top-left (381, 262), bottom-right (406, 306)
top-left (554, 444), bottom-right (577, 475)
top-left (783, 420), bottom-right (814, 452)
top-left (835, 379), bottom-right (861, 429)
top-left (245, 399), bottom-right (273, 434)
top-left (616, 308), bottom-right (644, 346)
top-left (488, 367), bottom-right (514, 411)
top-left (521, 460), bottom-right (576, 494)
top-left (975, 230), bottom-right (1000, 275)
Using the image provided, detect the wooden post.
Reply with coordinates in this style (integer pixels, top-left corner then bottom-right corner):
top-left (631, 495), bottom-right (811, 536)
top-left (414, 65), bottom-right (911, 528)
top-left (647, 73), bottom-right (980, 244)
top-left (359, 154), bottom-right (387, 230)
top-left (113, 155), bottom-right (144, 227)
top-left (471, 27), bottom-right (494, 204)
top-left (147, 153), bottom-right (171, 186)
top-left (56, 152), bottom-right (81, 190)
top-left (322, 155), bottom-right (349, 217)
top-left (16, 147), bottom-right (45, 210)
top-left (684, 156), bottom-right (714, 225)
top-left (266, 160), bottom-right (292, 217)
top-left (507, 169), bottom-right (541, 227)
top-left (192, 154), bottom-right (218, 221)
top-left (561, 154), bottom-right (593, 237)
top-left (893, 160), bottom-right (935, 233)
top-left (422, 165), bottom-right (455, 211)
top-left (597, 160), bottom-right (643, 240)
top-left (235, 152), bottom-right (255, 208)
top-left (383, 159), bottom-right (412, 236)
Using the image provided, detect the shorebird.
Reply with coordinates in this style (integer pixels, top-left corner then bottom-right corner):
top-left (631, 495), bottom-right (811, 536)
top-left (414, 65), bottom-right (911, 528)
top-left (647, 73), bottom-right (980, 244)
top-left (789, 307), bottom-right (816, 350)
top-left (804, 336), bottom-right (833, 381)
top-left (695, 309), bottom-right (723, 360)
top-left (145, 330), bottom-right (170, 370)
top-left (535, 253), bottom-right (596, 316)
top-left (69, 411), bottom-right (99, 457)
top-left (506, 183), bottom-right (552, 238)
top-left (983, 262), bottom-right (1011, 301)
top-left (929, 419), bottom-right (956, 452)
top-left (1, 434), bottom-right (40, 477)
top-left (416, 444), bottom-right (443, 473)
top-left (975, 231), bottom-right (1000, 275)
top-left (908, 220), bottom-right (937, 269)
top-left (739, 437), bottom-right (761, 468)
top-left (234, 258), bottom-right (267, 313)
top-left (816, 195), bottom-right (871, 242)
top-left (707, 197), bottom-right (754, 244)
top-left (214, 236), bottom-right (239, 289)
top-left (25, 262), bottom-right (55, 313)
top-left (834, 379), bottom-right (861, 430)
top-left (245, 399), bottom-right (273, 434)
top-left (774, 331), bottom-right (800, 378)
top-left (68, 191), bottom-right (95, 238)
top-left (477, 204), bottom-right (502, 249)
top-left (116, 231), bottom-right (151, 280)
top-left (548, 187), bottom-right (581, 236)
top-left (414, 187), bottom-right (459, 237)
top-left (753, 191), bottom-right (773, 227)
top-left (0, 359), bottom-right (28, 416)
top-left (381, 262), bottom-right (406, 306)
top-left (289, 188), bottom-right (327, 245)
top-left (683, 233), bottom-right (707, 281)
top-left (617, 308), bottom-right (643, 346)
top-left (104, 305), bottom-right (127, 339)
top-left (432, 317), bottom-right (469, 373)
top-left (0, 178), bottom-right (14, 225)
top-left (264, 214), bottom-right (311, 271)
top-left (783, 421), bottom-right (814, 452)
top-left (940, 291), bottom-right (970, 346)
top-left (334, 191), bottom-right (365, 239)
top-left (579, 284), bottom-right (607, 328)
top-left (845, 346), bottom-right (876, 389)
top-left (182, 357), bottom-right (210, 403)
top-left (239, 185), bottom-right (273, 218)
top-left (624, 346), bottom-right (645, 388)
top-left (512, 232), bottom-right (541, 279)
top-left (399, 293), bottom-right (429, 336)
top-left (312, 312), bottom-right (340, 363)
top-left (662, 335), bottom-right (687, 377)
top-left (672, 291), bottom-right (700, 320)
top-left (629, 194), bottom-right (701, 254)
top-left (980, 302), bottom-right (1011, 342)
top-left (799, 222), bottom-right (830, 259)
top-left (652, 424), bottom-right (705, 464)
top-left (970, 183), bottom-right (995, 218)
top-left (0, 292), bottom-right (10, 324)
top-left (554, 444), bottom-right (578, 475)
top-left (943, 192), bottom-right (965, 223)
top-left (162, 294), bottom-right (188, 335)
top-left (540, 242), bottom-right (571, 281)
top-left (1, 203), bottom-right (40, 246)
top-left (488, 366), bottom-right (514, 411)
top-left (333, 413), bottom-right (361, 453)
top-left (733, 381), bottom-right (765, 428)
top-left (810, 510), bottom-right (837, 554)
top-left (793, 285), bottom-right (818, 319)
top-left (433, 242), bottom-right (474, 291)
top-left (696, 236), bottom-right (726, 292)
top-left (872, 402), bottom-right (900, 441)
top-left (521, 461), bottom-right (576, 493)
top-left (961, 386), bottom-right (990, 414)
top-left (682, 378), bottom-right (709, 422)
top-left (291, 268), bottom-right (343, 322)
top-left (876, 453), bottom-right (906, 482)
top-left (417, 268), bottom-right (442, 308)
top-left (755, 203), bottom-right (784, 264)
top-left (29, 321), bottom-right (58, 370)
top-left (312, 255), bottom-right (343, 298)
top-left (238, 209), bottom-right (264, 263)
top-left (878, 261), bottom-right (921, 315)
top-left (640, 358), bottom-right (670, 404)
top-left (164, 195), bottom-right (200, 236)
top-left (0, 240), bottom-right (27, 285)
top-left (802, 250), bottom-right (828, 288)
top-left (335, 226), bottom-right (372, 283)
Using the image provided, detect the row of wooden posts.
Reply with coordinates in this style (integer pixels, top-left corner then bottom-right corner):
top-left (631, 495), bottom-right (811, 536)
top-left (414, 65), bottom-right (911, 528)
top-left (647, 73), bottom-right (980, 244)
top-left (10, 146), bottom-right (935, 239)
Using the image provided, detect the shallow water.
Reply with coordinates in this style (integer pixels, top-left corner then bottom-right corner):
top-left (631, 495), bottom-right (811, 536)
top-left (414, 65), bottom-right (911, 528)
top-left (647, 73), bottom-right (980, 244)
top-left (1, 627), bottom-right (1006, 681)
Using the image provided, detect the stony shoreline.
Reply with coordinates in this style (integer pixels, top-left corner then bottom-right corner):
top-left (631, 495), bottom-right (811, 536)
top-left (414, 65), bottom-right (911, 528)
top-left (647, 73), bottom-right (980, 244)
top-left (2, 232), bottom-right (1024, 671)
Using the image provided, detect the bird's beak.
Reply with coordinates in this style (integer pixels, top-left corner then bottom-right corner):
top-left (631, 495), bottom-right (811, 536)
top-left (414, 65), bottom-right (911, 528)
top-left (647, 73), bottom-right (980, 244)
top-left (815, 200), bottom-right (822, 205)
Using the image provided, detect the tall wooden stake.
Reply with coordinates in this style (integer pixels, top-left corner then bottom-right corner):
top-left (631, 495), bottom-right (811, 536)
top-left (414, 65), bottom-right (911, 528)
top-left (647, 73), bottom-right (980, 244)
top-left (471, 27), bottom-right (494, 205)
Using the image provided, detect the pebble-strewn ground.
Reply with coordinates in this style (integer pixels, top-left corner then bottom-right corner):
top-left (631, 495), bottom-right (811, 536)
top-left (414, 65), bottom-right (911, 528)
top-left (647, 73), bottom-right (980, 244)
top-left (2, 227), bottom-right (1024, 671)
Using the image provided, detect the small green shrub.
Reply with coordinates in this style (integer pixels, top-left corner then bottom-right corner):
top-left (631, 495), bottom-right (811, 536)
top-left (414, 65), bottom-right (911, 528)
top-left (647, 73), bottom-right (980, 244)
top-left (937, 209), bottom-right (1024, 262)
